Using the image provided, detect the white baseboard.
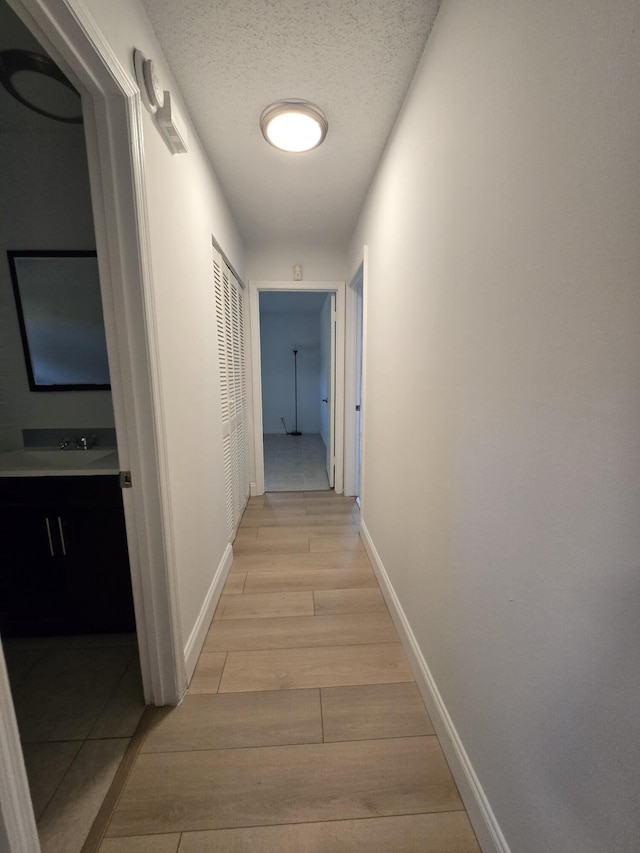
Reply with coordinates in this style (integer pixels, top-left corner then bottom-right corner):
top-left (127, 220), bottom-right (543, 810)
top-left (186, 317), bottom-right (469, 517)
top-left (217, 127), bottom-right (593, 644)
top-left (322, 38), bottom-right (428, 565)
top-left (250, 481), bottom-right (259, 497)
top-left (183, 543), bottom-right (233, 682)
top-left (360, 520), bottom-right (510, 853)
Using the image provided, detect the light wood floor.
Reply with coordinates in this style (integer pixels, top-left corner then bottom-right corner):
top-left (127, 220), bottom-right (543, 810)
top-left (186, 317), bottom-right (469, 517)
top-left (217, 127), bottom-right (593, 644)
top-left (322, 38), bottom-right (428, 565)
top-left (98, 493), bottom-right (481, 852)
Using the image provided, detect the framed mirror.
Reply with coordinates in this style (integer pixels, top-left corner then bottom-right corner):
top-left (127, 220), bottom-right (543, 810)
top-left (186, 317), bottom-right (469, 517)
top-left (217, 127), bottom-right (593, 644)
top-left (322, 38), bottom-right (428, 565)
top-left (8, 250), bottom-right (111, 391)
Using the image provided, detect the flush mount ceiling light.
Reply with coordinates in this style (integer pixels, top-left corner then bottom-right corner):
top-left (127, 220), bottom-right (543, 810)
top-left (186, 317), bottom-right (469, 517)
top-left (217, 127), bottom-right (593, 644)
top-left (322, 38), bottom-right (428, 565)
top-left (260, 100), bottom-right (328, 153)
top-left (0, 49), bottom-right (82, 123)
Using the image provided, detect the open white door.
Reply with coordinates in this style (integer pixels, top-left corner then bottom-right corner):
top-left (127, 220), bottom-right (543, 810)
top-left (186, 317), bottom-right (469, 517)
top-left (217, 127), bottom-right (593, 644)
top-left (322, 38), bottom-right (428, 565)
top-left (327, 293), bottom-right (336, 487)
top-left (320, 293), bottom-right (336, 487)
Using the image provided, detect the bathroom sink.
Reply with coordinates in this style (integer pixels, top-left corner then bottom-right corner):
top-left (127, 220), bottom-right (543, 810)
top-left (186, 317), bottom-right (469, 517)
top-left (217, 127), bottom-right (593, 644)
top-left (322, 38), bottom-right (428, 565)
top-left (23, 449), bottom-right (118, 468)
top-left (0, 448), bottom-right (119, 472)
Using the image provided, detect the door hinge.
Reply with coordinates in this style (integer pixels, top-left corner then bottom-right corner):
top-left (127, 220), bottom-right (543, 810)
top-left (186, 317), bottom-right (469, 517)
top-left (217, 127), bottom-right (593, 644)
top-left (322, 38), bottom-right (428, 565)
top-left (355, 404), bottom-right (361, 411)
top-left (119, 470), bottom-right (133, 489)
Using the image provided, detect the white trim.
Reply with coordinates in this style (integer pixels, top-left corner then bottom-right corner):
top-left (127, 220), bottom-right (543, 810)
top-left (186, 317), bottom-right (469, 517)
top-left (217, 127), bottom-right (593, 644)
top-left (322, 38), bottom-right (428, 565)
top-left (360, 520), bottom-right (510, 853)
top-left (248, 280), bottom-right (346, 495)
top-left (184, 543), bottom-right (234, 681)
top-left (0, 646), bottom-right (40, 852)
top-left (344, 251), bottom-right (365, 497)
top-left (10, 0), bottom-right (186, 708)
top-left (359, 246), bottom-right (369, 511)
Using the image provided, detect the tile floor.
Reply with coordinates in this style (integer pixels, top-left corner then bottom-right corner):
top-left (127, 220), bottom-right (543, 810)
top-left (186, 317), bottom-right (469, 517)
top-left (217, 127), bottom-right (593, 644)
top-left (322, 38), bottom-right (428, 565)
top-left (2, 633), bottom-right (144, 853)
top-left (263, 432), bottom-right (330, 491)
top-left (98, 493), bottom-right (481, 852)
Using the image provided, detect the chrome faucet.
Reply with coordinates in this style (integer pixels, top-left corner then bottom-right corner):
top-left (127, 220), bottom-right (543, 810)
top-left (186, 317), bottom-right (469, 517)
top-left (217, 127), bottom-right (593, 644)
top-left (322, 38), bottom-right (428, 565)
top-left (77, 435), bottom-right (95, 450)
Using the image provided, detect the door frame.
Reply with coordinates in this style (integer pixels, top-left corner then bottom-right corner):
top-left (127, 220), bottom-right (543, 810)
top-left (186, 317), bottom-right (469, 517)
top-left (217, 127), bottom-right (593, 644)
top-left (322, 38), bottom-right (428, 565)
top-left (345, 246), bottom-right (369, 499)
top-left (1, 1), bottom-right (186, 844)
top-left (248, 280), bottom-right (346, 495)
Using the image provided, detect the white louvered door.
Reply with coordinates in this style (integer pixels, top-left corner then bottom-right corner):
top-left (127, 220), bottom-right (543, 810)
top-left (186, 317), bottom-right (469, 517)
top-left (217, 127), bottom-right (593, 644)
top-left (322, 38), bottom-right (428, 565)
top-left (213, 245), bottom-right (249, 539)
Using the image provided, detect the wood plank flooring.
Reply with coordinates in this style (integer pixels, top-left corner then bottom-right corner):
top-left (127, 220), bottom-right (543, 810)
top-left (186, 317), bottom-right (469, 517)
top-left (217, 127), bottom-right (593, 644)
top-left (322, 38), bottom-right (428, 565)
top-left (99, 492), bottom-right (480, 852)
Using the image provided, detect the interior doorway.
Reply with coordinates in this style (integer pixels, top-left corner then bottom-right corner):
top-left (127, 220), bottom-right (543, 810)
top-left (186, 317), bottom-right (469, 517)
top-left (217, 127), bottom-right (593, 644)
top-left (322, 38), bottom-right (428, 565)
top-left (249, 280), bottom-right (346, 495)
top-left (259, 291), bottom-right (334, 491)
top-left (0, 4), bottom-right (145, 848)
top-left (1, 0), bottom-right (186, 848)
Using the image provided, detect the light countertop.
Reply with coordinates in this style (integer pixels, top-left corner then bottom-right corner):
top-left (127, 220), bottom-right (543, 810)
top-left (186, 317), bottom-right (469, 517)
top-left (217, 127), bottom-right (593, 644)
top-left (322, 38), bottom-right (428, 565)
top-left (0, 448), bottom-right (119, 477)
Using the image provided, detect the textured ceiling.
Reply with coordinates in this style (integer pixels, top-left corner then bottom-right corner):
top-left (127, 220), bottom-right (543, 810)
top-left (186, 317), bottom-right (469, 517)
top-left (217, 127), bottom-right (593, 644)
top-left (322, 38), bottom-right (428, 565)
top-left (139, 0), bottom-right (441, 248)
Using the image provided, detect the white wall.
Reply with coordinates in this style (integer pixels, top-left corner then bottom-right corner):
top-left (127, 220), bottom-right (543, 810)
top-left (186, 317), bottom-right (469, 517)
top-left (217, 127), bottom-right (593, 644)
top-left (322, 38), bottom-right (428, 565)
top-left (247, 240), bottom-right (347, 283)
top-left (0, 126), bottom-right (115, 451)
top-left (81, 0), bottom-right (245, 663)
top-left (259, 310), bottom-right (321, 435)
top-left (349, 1), bottom-right (640, 851)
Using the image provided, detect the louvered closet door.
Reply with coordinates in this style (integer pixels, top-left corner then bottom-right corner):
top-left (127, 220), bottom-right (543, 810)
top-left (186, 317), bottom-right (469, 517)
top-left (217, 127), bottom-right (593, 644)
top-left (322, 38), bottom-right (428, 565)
top-left (213, 245), bottom-right (249, 539)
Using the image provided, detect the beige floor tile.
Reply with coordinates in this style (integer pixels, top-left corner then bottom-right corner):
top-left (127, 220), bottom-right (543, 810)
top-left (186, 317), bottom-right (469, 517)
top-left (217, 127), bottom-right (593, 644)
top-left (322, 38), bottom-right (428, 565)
top-left (178, 812), bottom-right (481, 852)
top-left (310, 535), bottom-right (364, 552)
top-left (230, 550), bottom-right (371, 573)
top-left (321, 682), bottom-right (434, 742)
top-left (12, 647), bottom-right (134, 742)
top-left (88, 656), bottom-right (145, 739)
top-left (106, 737), bottom-right (460, 837)
top-left (39, 738), bottom-right (130, 853)
top-left (314, 587), bottom-right (386, 615)
top-left (204, 613), bottom-right (399, 652)
top-left (218, 643), bottom-right (413, 692)
top-left (99, 835), bottom-right (180, 853)
top-left (189, 653), bottom-right (227, 694)
top-left (214, 591), bottom-right (314, 620)
top-left (233, 538), bottom-right (310, 555)
top-left (21, 741), bottom-right (82, 820)
top-left (245, 512), bottom-right (357, 527)
top-left (263, 492), bottom-right (305, 504)
top-left (222, 573), bottom-right (247, 594)
top-left (240, 507), bottom-right (307, 526)
top-left (257, 524), bottom-right (357, 539)
top-left (142, 690), bottom-right (322, 753)
top-left (303, 503), bottom-right (359, 515)
top-left (243, 567), bottom-right (376, 593)
top-left (302, 491), bottom-right (354, 501)
top-left (2, 644), bottom-right (47, 689)
top-left (233, 529), bottom-right (257, 542)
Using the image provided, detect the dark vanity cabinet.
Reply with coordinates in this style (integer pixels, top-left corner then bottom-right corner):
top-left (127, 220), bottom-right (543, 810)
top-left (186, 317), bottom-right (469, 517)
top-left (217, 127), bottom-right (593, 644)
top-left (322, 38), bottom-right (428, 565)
top-left (0, 476), bottom-right (136, 636)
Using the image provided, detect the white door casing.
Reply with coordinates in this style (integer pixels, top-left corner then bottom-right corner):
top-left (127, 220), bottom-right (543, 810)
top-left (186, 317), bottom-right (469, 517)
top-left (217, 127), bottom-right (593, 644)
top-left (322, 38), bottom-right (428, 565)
top-left (345, 247), bottom-right (368, 500)
top-left (248, 281), bottom-right (346, 496)
top-left (0, 1), bottom-right (188, 845)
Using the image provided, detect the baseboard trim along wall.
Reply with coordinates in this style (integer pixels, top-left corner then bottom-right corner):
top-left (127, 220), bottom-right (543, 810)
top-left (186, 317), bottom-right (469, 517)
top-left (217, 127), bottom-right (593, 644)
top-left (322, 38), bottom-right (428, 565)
top-left (183, 543), bottom-right (234, 682)
top-left (359, 520), bottom-right (511, 853)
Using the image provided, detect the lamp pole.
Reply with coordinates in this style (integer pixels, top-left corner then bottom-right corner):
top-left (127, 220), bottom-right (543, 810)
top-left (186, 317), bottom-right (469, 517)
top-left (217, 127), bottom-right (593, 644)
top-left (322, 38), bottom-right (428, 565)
top-left (291, 349), bottom-right (301, 435)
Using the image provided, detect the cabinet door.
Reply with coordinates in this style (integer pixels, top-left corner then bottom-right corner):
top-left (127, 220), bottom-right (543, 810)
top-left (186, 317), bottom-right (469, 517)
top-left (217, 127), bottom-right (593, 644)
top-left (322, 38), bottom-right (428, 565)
top-left (0, 508), bottom-right (68, 636)
top-left (63, 504), bottom-right (136, 634)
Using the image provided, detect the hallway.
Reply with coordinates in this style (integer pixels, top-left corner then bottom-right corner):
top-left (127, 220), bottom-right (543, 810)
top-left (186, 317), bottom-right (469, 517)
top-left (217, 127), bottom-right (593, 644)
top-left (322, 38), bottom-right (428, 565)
top-left (263, 433), bottom-right (330, 492)
top-left (97, 492), bottom-right (480, 851)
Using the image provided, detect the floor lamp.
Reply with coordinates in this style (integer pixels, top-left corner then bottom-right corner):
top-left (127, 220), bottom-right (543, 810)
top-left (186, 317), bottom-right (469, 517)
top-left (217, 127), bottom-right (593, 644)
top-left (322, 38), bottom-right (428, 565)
top-left (291, 349), bottom-right (302, 435)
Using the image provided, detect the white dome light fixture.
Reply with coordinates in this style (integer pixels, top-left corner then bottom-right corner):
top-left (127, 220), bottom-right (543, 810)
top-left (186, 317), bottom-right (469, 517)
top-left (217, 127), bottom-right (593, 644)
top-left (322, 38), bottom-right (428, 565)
top-left (260, 99), bottom-right (328, 153)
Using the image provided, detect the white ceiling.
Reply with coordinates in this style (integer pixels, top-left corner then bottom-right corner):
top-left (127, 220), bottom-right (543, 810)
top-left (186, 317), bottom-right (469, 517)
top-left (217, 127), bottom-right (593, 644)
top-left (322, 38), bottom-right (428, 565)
top-left (139, 0), bottom-right (442, 249)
